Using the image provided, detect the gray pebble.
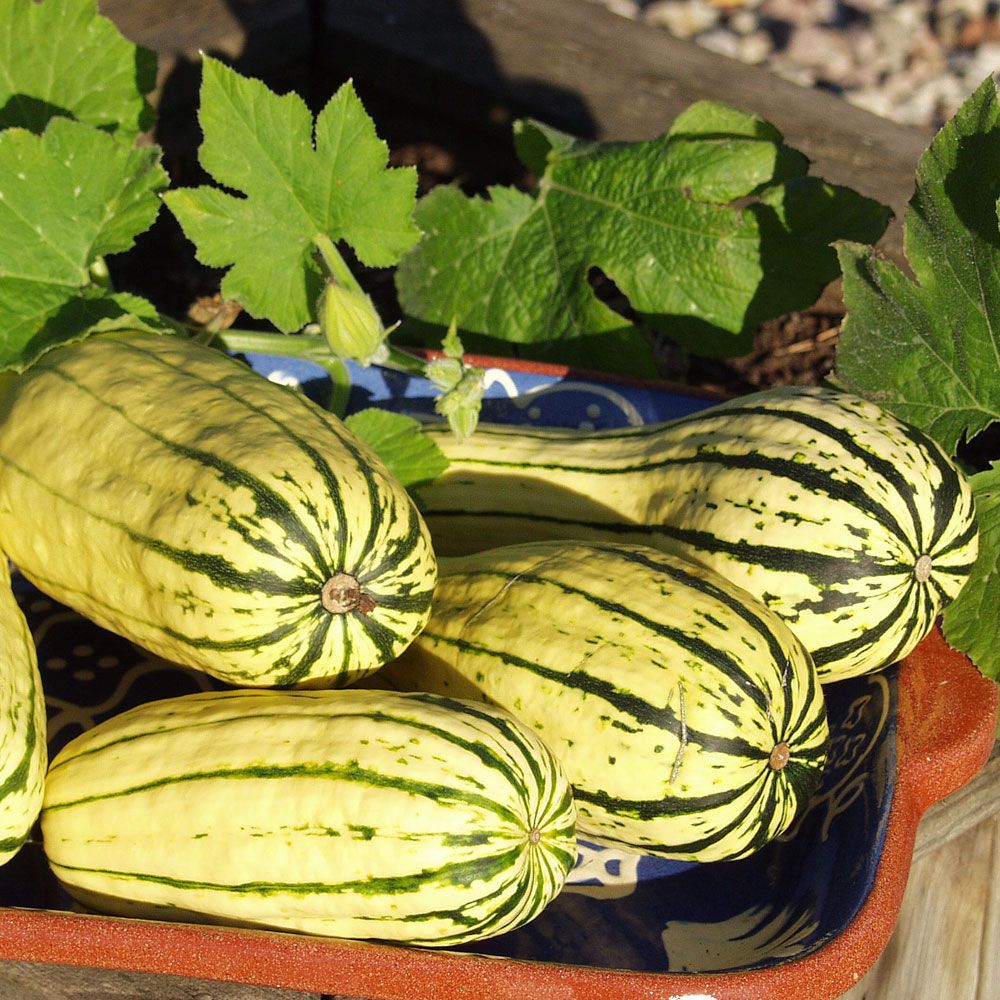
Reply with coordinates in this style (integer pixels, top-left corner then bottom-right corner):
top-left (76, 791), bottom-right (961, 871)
top-left (608, 0), bottom-right (1000, 128)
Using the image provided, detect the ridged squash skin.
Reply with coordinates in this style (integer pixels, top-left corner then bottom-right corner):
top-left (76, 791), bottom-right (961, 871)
top-left (0, 332), bottom-right (438, 687)
top-left (0, 560), bottom-right (47, 864)
top-left (413, 386), bottom-right (978, 682)
top-left (379, 540), bottom-right (829, 862)
top-left (41, 688), bottom-right (577, 945)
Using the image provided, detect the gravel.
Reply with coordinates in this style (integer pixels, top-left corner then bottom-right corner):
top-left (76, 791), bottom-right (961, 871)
top-left (599, 0), bottom-right (1000, 130)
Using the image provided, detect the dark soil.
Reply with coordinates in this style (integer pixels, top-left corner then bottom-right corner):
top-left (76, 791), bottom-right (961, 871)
top-left (685, 294), bottom-right (845, 397)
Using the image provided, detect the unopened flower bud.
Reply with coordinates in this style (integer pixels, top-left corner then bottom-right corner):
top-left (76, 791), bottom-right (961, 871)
top-left (318, 280), bottom-right (388, 366)
top-left (428, 359), bottom-right (485, 441)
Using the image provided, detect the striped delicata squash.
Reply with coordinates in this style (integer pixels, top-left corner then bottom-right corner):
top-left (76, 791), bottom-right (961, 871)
top-left (379, 540), bottom-right (829, 862)
top-left (0, 559), bottom-right (47, 865)
top-left (0, 332), bottom-right (437, 687)
top-left (413, 386), bottom-right (978, 682)
top-left (41, 687), bottom-right (577, 945)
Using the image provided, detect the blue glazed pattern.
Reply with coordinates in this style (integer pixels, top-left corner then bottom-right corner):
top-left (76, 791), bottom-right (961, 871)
top-left (244, 352), bottom-right (714, 429)
top-left (0, 354), bottom-right (896, 974)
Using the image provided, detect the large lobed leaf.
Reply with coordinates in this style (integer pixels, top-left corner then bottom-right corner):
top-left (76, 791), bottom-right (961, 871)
top-left (395, 103), bottom-right (891, 356)
top-left (836, 76), bottom-right (1000, 454)
top-left (165, 58), bottom-right (420, 333)
top-left (835, 75), bottom-right (1000, 680)
top-left (0, 0), bottom-right (156, 139)
top-left (0, 118), bottom-right (168, 369)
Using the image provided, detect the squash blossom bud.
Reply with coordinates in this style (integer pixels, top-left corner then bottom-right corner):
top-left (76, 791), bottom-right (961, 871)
top-left (318, 280), bottom-right (389, 365)
top-left (427, 355), bottom-right (485, 441)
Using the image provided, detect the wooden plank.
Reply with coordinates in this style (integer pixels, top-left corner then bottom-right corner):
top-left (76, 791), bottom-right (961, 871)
top-left (96, 0), bottom-right (929, 257)
top-left (99, 0), bottom-right (310, 108)
top-left (320, 0), bottom-right (931, 258)
top-left (837, 813), bottom-right (1000, 999)
top-left (913, 745), bottom-right (1000, 861)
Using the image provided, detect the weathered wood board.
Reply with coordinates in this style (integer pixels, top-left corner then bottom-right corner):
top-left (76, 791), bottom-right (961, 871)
top-left (100, 0), bottom-right (931, 258)
top-left (0, 961), bottom-right (315, 999)
top-left (912, 747), bottom-right (1000, 861)
top-left (838, 812), bottom-right (1000, 1000)
top-left (98, 0), bottom-right (310, 108)
top-left (320, 0), bottom-right (932, 259)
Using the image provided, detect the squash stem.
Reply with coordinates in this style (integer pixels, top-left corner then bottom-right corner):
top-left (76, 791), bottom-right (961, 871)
top-left (197, 326), bottom-right (430, 378)
top-left (313, 233), bottom-right (365, 295)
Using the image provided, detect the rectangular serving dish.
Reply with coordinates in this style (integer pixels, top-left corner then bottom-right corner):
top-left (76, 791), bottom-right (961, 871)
top-left (0, 353), bottom-right (994, 1000)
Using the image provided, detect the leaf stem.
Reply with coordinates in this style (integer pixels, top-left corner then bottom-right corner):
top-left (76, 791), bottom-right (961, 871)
top-left (209, 327), bottom-right (333, 359)
top-left (200, 324), bottom-right (430, 377)
top-left (385, 343), bottom-right (432, 376)
top-left (313, 233), bottom-right (364, 294)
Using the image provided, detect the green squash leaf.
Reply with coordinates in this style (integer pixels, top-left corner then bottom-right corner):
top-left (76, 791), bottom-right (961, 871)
top-left (0, 118), bottom-right (168, 369)
top-left (943, 464), bottom-right (1000, 681)
top-left (7, 289), bottom-right (170, 371)
top-left (833, 76), bottom-right (1000, 682)
top-left (835, 76), bottom-right (1000, 454)
top-left (0, 0), bottom-right (156, 139)
top-left (344, 408), bottom-right (448, 490)
top-left (396, 101), bottom-right (890, 356)
top-left (164, 58), bottom-right (420, 333)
